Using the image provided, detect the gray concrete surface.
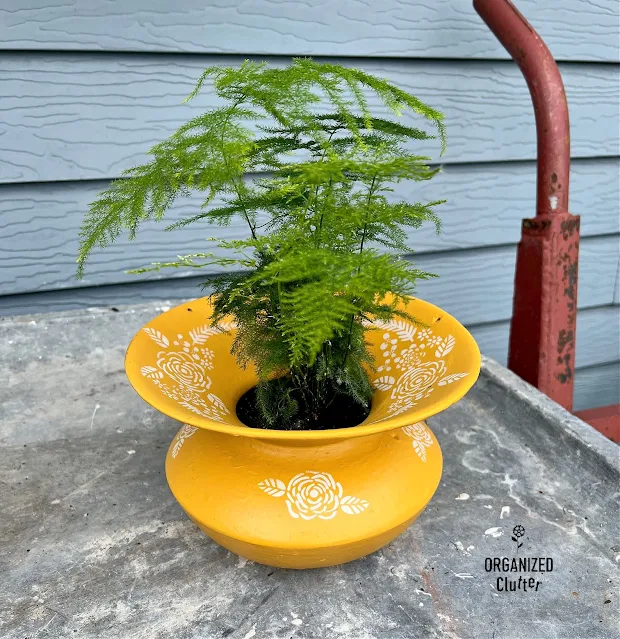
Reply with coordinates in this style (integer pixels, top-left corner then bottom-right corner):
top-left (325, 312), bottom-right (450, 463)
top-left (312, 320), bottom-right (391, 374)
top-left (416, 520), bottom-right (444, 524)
top-left (1, 302), bottom-right (619, 639)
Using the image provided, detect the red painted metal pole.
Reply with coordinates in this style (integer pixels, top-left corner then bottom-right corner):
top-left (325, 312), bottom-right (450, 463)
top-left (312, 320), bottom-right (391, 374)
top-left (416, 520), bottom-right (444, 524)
top-left (473, 0), bottom-right (580, 411)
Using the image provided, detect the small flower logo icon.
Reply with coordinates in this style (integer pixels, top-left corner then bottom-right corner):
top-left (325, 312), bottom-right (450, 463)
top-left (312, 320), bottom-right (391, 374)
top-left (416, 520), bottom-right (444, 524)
top-left (511, 525), bottom-right (525, 551)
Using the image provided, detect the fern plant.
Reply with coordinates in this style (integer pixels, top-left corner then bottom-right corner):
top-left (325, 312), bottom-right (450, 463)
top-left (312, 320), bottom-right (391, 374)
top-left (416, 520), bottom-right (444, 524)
top-left (77, 59), bottom-right (446, 430)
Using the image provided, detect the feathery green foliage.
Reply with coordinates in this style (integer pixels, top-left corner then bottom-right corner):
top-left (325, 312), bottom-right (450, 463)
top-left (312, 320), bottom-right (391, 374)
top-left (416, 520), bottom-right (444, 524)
top-left (77, 58), bottom-right (446, 429)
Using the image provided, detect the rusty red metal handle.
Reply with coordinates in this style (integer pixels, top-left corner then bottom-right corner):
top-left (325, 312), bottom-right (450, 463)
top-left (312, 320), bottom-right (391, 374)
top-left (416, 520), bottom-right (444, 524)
top-left (474, 0), bottom-right (570, 216)
top-left (474, 0), bottom-right (579, 411)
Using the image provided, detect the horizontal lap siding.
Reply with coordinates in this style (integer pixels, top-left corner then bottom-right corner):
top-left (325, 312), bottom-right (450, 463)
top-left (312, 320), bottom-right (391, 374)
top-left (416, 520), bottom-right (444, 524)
top-left (0, 1), bottom-right (618, 407)
top-left (574, 362), bottom-right (620, 412)
top-left (0, 0), bottom-right (618, 61)
top-left (1, 159), bottom-right (617, 297)
top-left (470, 306), bottom-right (620, 370)
top-left (1, 236), bottom-right (617, 325)
top-left (1, 55), bottom-right (619, 183)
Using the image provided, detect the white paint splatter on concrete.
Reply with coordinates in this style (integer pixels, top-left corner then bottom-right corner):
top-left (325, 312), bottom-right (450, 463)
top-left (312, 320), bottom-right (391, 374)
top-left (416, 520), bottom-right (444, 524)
top-left (242, 624), bottom-right (256, 639)
top-left (437, 613), bottom-right (453, 623)
top-left (237, 556), bottom-right (248, 568)
top-left (467, 545), bottom-right (475, 552)
top-left (389, 564), bottom-right (408, 580)
top-left (82, 519), bottom-right (188, 562)
top-left (453, 541), bottom-right (472, 556)
top-left (455, 493), bottom-right (470, 501)
top-left (90, 403), bottom-right (100, 429)
top-left (50, 499), bottom-right (60, 505)
top-left (291, 618), bottom-right (303, 626)
top-left (127, 450), bottom-right (136, 455)
top-left (501, 473), bottom-right (518, 489)
top-left (454, 573), bottom-right (474, 579)
top-left (484, 505), bottom-right (493, 509)
top-left (484, 527), bottom-right (503, 538)
top-left (435, 613), bottom-right (464, 639)
top-left (414, 589), bottom-right (432, 597)
top-left (500, 506), bottom-right (510, 519)
top-left (461, 452), bottom-right (491, 475)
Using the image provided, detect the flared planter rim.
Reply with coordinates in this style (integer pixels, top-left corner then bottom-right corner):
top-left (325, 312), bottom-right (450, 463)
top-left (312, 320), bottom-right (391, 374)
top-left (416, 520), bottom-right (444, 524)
top-left (124, 295), bottom-right (481, 442)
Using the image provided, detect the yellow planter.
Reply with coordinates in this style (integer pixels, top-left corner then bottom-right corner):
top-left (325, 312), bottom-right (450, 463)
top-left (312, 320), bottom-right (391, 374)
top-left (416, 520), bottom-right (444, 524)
top-left (125, 296), bottom-right (480, 569)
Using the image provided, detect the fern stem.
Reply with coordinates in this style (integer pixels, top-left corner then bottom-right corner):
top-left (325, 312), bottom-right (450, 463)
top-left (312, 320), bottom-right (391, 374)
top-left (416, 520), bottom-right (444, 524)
top-left (220, 101), bottom-right (258, 240)
top-left (340, 175), bottom-right (377, 370)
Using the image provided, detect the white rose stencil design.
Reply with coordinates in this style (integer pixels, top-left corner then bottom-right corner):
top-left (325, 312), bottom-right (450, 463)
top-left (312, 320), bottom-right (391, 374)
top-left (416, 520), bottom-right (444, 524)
top-left (156, 350), bottom-right (212, 392)
top-left (368, 320), bottom-right (470, 418)
top-left (259, 471), bottom-right (369, 519)
top-left (402, 422), bottom-right (434, 462)
top-left (141, 325), bottom-right (232, 421)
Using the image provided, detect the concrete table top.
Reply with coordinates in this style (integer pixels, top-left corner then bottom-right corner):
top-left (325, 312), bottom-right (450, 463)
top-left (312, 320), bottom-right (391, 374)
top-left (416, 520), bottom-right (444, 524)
top-left (1, 302), bottom-right (619, 639)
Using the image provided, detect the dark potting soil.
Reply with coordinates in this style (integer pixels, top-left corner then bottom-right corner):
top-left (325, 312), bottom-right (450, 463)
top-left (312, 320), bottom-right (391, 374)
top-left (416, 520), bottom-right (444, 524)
top-left (236, 383), bottom-right (372, 431)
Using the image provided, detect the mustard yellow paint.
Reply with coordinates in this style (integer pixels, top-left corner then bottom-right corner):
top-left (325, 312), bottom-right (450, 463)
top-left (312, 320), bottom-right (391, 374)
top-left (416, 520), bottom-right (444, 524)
top-left (125, 296), bottom-right (480, 568)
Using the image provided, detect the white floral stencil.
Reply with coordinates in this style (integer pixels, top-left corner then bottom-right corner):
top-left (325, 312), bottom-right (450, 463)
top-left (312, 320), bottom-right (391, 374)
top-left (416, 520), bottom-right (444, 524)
top-left (369, 319), bottom-right (469, 419)
top-left (402, 422), bottom-right (434, 462)
top-left (259, 471), bottom-right (369, 520)
top-left (171, 424), bottom-right (199, 458)
top-left (140, 323), bottom-right (232, 422)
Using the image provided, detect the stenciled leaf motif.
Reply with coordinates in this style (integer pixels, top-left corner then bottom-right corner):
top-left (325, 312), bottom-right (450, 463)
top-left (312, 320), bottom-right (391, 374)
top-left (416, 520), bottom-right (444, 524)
top-left (143, 327), bottom-right (169, 348)
top-left (435, 334), bottom-right (455, 358)
top-left (412, 439), bottom-right (427, 462)
top-left (140, 365), bottom-right (163, 379)
top-left (376, 319), bottom-right (417, 342)
top-left (258, 478), bottom-right (287, 497)
top-left (373, 375), bottom-right (396, 391)
top-left (189, 324), bottom-right (221, 344)
top-left (179, 401), bottom-right (204, 416)
top-left (172, 440), bottom-right (183, 458)
top-left (189, 322), bottom-right (235, 344)
top-left (438, 372), bottom-right (468, 386)
top-left (207, 393), bottom-right (230, 414)
top-left (340, 495), bottom-right (370, 515)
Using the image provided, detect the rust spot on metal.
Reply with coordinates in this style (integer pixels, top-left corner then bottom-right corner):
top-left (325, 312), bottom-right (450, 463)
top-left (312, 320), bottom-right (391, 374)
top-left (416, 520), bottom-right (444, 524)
top-left (563, 259), bottom-right (578, 301)
top-left (551, 172), bottom-right (558, 183)
top-left (560, 217), bottom-right (580, 240)
top-left (557, 329), bottom-right (574, 354)
top-left (556, 353), bottom-right (572, 384)
top-left (523, 219), bottom-right (552, 231)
